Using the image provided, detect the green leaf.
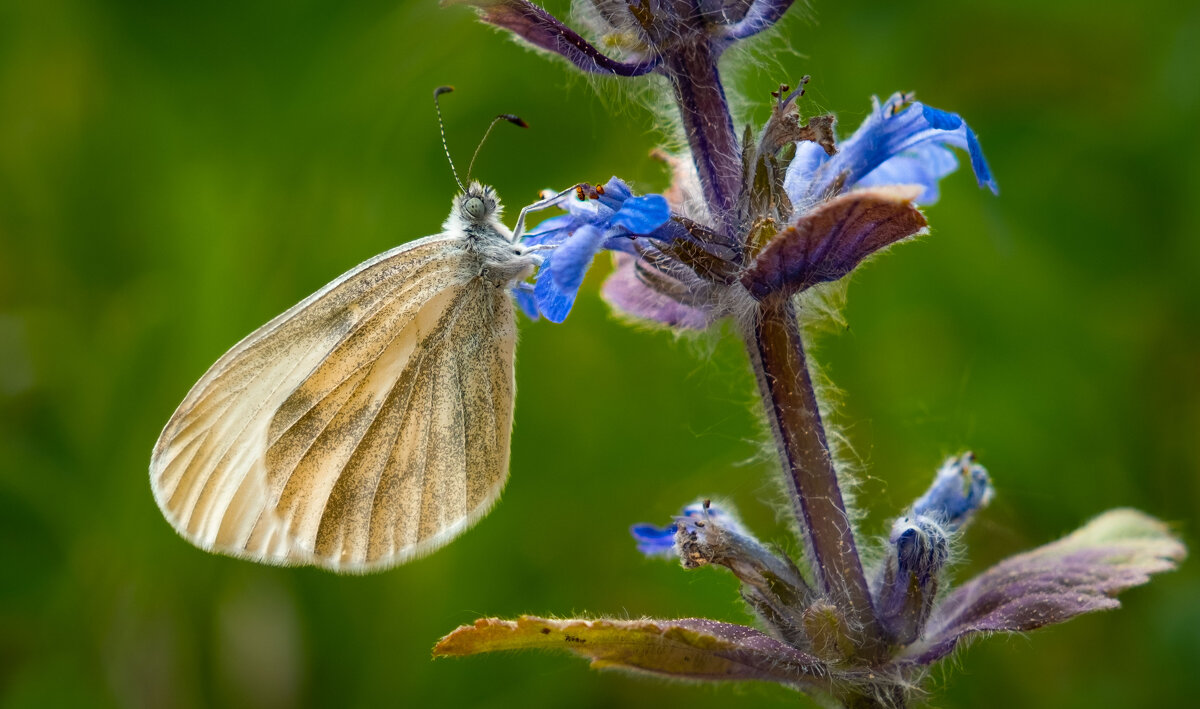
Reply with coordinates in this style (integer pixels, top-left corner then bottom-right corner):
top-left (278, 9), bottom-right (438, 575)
top-left (434, 615), bottom-right (829, 688)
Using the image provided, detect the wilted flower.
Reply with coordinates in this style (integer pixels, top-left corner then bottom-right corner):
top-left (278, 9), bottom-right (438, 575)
top-left (629, 500), bottom-right (748, 556)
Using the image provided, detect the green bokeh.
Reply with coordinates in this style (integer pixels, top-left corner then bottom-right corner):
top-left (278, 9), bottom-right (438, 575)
top-left (2, 1), bottom-right (1197, 707)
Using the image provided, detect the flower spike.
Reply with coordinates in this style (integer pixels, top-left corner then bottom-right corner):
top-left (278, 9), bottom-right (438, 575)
top-left (437, 3), bottom-right (1181, 707)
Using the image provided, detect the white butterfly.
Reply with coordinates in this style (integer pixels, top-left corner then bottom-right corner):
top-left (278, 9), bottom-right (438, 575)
top-left (150, 88), bottom-right (568, 573)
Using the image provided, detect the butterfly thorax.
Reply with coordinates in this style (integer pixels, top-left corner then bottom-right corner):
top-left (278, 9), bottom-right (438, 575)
top-left (445, 181), bottom-right (540, 286)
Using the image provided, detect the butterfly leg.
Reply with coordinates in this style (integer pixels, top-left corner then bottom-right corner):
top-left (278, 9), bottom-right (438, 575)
top-left (511, 185), bottom-right (582, 242)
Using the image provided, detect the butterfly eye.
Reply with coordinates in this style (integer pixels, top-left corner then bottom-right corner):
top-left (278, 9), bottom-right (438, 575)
top-left (464, 197), bottom-right (486, 219)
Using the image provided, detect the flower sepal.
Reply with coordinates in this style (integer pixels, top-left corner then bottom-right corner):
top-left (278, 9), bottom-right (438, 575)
top-left (737, 80), bottom-right (837, 236)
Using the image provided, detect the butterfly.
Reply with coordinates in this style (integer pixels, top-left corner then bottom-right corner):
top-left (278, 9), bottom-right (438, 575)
top-left (150, 87), bottom-right (570, 572)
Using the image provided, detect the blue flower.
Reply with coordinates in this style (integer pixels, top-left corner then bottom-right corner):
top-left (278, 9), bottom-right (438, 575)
top-left (785, 93), bottom-right (998, 209)
top-left (912, 452), bottom-right (994, 529)
top-left (630, 501), bottom-right (744, 557)
top-left (521, 177), bottom-right (671, 323)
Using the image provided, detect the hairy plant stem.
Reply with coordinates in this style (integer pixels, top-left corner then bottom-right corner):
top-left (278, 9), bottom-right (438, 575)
top-left (659, 0), bottom-right (885, 671)
top-left (743, 295), bottom-right (886, 661)
top-left (660, 24), bottom-right (742, 236)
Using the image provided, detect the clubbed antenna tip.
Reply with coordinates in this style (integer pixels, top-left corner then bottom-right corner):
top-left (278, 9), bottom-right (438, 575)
top-left (467, 112), bottom-right (529, 183)
top-left (499, 113), bottom-right (529, 129)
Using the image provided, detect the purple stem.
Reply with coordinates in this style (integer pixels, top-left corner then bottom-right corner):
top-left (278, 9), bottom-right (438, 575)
top-left (743, 295), bottom-right (885, 660)
top-left (658, 0), bottom-right (884, 662)
top-left (659, 16), bottom-right (742, 236)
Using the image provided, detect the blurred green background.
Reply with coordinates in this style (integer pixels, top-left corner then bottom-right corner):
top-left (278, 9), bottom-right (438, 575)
top-left (2, 0), bottom-right (1197, 707)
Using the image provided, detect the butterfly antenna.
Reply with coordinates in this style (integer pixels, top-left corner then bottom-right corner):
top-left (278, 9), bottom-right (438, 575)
top-left (434, 86), bottom-right (465, 191)
top-left (466, 113), bottom-right (528, 184)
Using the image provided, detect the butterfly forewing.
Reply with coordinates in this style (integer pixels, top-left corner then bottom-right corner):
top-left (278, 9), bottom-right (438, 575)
top-left (151, 233), bottom-right (517, 572)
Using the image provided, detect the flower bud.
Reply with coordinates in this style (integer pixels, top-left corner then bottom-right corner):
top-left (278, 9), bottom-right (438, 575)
top-left (875, 515), bottom-right (950, 645)
top-left (913, 452), bottom-right (993, 530)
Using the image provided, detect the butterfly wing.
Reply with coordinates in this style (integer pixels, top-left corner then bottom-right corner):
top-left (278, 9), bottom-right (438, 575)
top-left (151, 234), bottom-right (517, 572)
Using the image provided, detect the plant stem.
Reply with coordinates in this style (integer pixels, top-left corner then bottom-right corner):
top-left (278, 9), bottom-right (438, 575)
top-left (657, 0), bottom-right (883, 663)
top-left (743, 295), bottom-right (885, 659)
top-left (660, 20), bottom-right (742, 235)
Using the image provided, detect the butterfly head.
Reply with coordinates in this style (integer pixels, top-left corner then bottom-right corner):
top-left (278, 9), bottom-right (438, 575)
top-left (455, 181), bottom-right (502, 225)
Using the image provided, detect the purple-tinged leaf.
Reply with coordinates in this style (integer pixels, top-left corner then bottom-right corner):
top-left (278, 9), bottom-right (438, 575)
top-left (741, 185), bottom-right (927, 300)
top-left (903, 508), bottom-right (1186, 665)
top-left (602, 253), bottom-right (713, 330)
top-left (434, 615), bottom-right (831, 689)
top-left (446, 0), bottom-right (660, 76)
top-left (716, 0), bottom-right (796, 41)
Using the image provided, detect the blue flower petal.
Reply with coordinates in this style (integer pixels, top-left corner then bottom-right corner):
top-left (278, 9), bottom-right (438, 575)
top-left (630, 523), bottom-right (678, 556)
top-left (597, 176), bottom-right (633, 207)
top-left (533, 256), bottom-right (576, 323)
top-left (672, 502), bottom-right (743, 535)
top-left (609, 194), bottom-right (671, 233)
top-left (512, 282), bottom-right (539, 320)
top-left (856, 143), bottom-right (960, 205)
top-left (522, 213), bottom-right (576, 245)
top-left (600, 234), bottom-right (640, 255)
top-left (562, 195), bottom-right (604, 221)
top-left (630, 501), bottom-right (748, 559)
top-left (965, 126), bottom-right (998, 194)
top-left (789, 93), bottom-right (998, 207)
top-left (782, 140), bottom-right (832, 202)
top-left (921, 104), bottom-right (962, 131)
top-left (549, 224), bottom-right (606, 293)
